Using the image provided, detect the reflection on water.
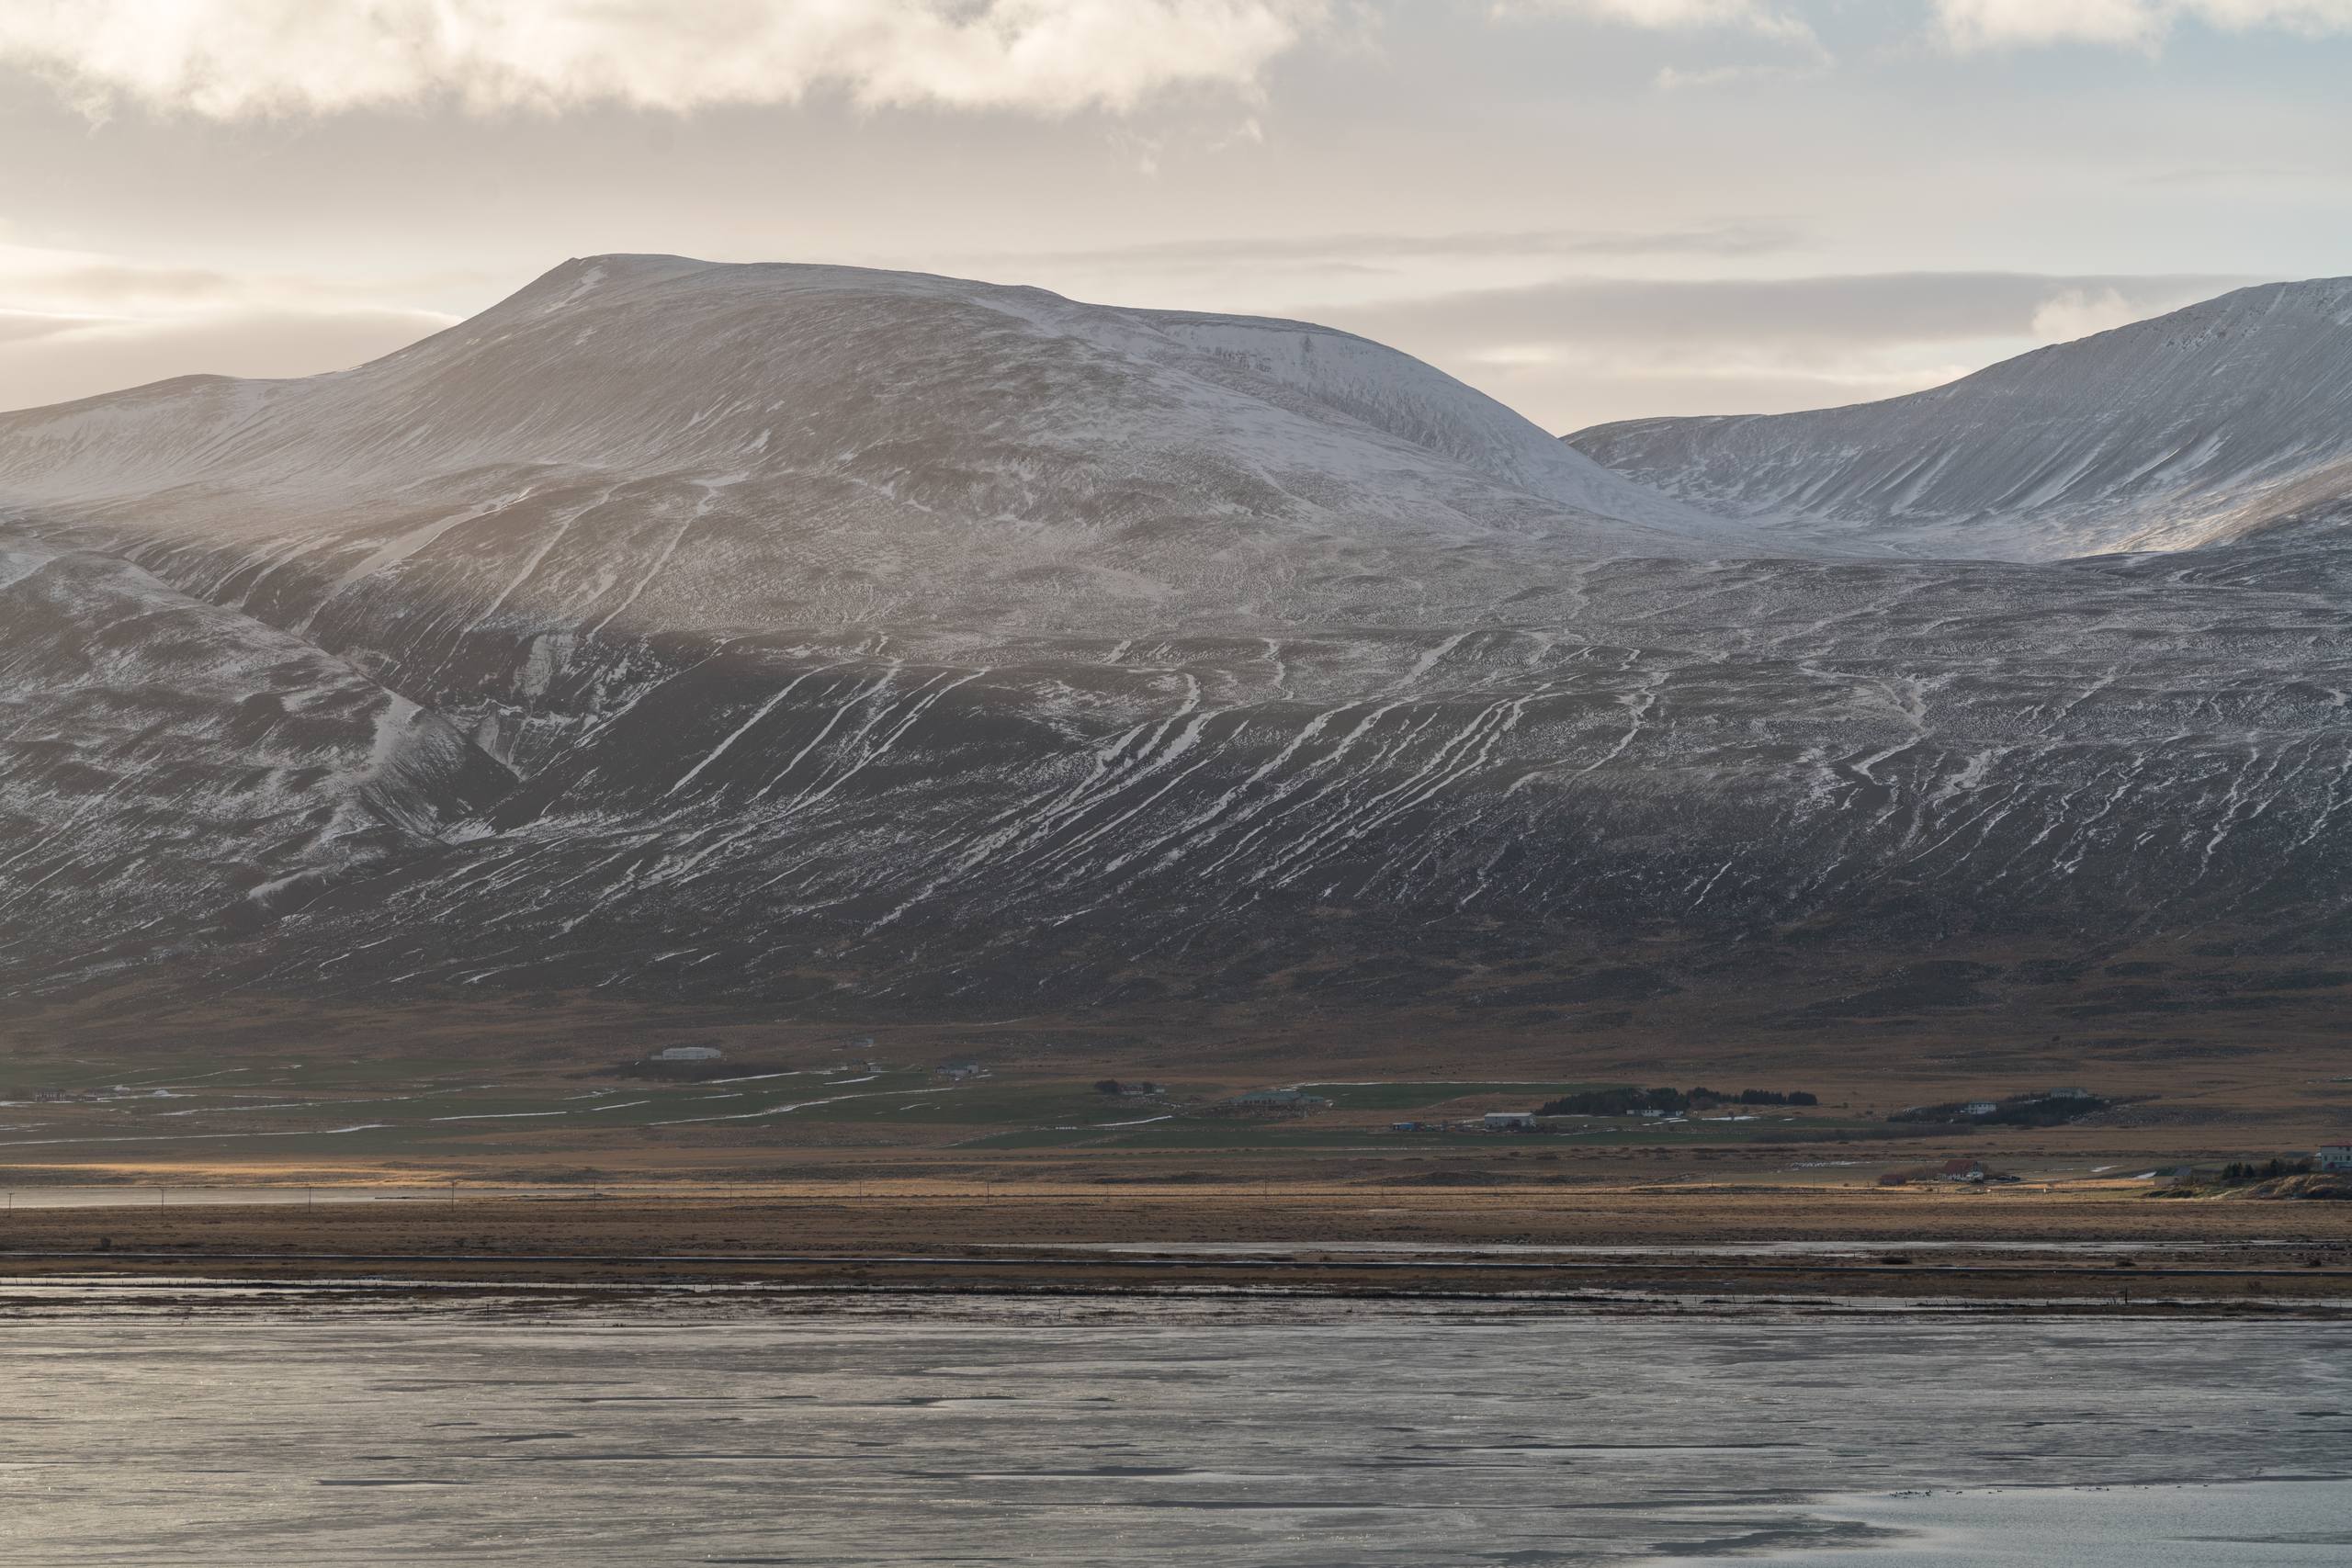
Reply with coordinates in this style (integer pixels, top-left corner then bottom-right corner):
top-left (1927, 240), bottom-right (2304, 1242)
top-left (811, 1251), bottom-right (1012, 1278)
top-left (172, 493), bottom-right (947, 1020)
top-left (4, 1289), bottom-right (2346, 1565)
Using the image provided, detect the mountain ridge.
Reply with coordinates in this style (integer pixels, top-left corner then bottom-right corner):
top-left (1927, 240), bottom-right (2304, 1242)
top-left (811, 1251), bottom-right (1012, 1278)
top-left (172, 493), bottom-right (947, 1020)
top-left (4, 259), bottom-right (2352, 1046)
top-left (1566, 275), bottom-right (2352, 560)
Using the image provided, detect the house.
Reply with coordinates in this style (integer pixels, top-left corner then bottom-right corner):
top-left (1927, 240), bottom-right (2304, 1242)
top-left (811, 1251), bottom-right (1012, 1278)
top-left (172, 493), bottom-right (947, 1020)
top-left (1484, 1111), bottom-right (1538, 1130)
top-left (1940, 1157), bottom-right (1985, 1182)
top-left (1962, 1101), bottom-right (1999, 1117)
top-left (2318, 1145), bottom-right (2352, 1173)
top-left (1391, 1121), bottom-right (1423, 1133)
top-left (653, 1045), bottom-right (722, 1062)
top-left (936, 1061), bottom-right (991, 1081)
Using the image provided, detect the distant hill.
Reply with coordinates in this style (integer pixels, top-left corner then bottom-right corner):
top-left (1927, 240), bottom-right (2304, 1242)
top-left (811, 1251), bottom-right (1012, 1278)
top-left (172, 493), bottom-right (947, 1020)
top-left (1567, 276), bottom-right (2352, 560)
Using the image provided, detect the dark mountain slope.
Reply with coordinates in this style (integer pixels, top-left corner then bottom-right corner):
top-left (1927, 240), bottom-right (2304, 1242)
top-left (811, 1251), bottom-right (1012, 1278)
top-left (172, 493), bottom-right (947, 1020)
top-left (0, 530), bottom-right (509, 986)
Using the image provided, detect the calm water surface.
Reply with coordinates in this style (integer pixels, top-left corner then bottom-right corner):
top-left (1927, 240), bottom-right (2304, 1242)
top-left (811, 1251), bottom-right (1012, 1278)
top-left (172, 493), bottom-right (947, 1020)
top-left (5, 1285), bottom-right (2346, 1564)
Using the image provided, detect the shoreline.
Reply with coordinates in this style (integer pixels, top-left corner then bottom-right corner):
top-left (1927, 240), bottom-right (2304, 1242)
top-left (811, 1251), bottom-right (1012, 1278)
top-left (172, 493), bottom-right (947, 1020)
top-left (6, 1186), bottom-right (2346, 1311)
top-left (6, 1271), bottom-right (2349, 1323)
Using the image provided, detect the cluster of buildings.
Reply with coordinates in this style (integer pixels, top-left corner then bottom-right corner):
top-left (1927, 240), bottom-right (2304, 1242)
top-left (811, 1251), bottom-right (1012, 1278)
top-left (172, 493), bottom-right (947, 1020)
top-left (1876, 1158), bottom-right (1996, 1187)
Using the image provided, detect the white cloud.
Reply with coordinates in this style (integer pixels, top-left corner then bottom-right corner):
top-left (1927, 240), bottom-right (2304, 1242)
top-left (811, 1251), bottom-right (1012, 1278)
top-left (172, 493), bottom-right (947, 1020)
top-left (1654, 59), bottom-right (1826, 86)
top-left (2030, 287), bottom-right (2149, 342)
top-left (0, 1), bottom-right (1328, 121)
top-left (1327, 271), bottom-right (2249, 431)
top-left (0, 307), bottom-right (455, 412)
top-left (1934, 0), bottom-right (2352, 49)
top-left (1498, 0), bottom-right (1815, 39)
top-left (0, 243), bottom-right (469, 410)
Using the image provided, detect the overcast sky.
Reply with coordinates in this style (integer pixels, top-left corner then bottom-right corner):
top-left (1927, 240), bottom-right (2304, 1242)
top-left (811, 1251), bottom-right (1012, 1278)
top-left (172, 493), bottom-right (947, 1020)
top-left (2, 2), bottom-right (2347, 429)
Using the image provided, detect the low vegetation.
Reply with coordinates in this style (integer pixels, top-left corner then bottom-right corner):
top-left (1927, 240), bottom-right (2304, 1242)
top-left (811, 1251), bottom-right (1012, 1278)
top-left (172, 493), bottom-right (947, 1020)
top-left (1890, 1091), bottom-right (2109, 1128)
top-left (2218, 1157), bottom-right (2315, 1183)
top-left (604, 1056), bottom-right (782, 1083)
top-left (1536, 1086), bottom-right (1817, 1116)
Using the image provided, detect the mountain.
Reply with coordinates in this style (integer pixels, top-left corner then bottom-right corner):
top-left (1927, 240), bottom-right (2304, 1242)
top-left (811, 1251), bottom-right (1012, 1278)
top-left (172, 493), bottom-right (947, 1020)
top-left (0, 254), bottom-right (1756, 621)
top-left (1567, 276), bottom-right (2352, 560)
top-left (4, 259), bottom-right (2352, 1054)
top-left (0, 530), bottom-right (508, 983)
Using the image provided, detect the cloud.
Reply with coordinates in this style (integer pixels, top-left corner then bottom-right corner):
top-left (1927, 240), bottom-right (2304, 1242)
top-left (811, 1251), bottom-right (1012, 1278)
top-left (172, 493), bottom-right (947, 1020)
top-left (0, 243), bottom-right (477, 411)
top-left (0, 307), bottom-right (456, 412)
top-left (1653, 59), bottom-right (1827, 87)
top-left (1337, 271), bottom-right (2247, 349)
top-left (1321, 271), bottom-right (2255, 432)
top-left (988, 221), bottom-right (1802, 269)
top-left (0, 309), bottom-right (95, 346)
top-left (2029, 287), bottom-right (2153, 341)
top-left (1497, 0), bottom-right (1813, 39)
top-left (1933, 0), bottom-right (2352, 49)
top-left (0, 0), bottom-right (1329, 121)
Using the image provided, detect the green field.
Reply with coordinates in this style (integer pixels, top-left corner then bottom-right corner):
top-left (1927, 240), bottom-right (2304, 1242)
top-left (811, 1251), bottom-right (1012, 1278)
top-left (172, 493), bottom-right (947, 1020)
top-left (1, 1063), bottom-right (1883, 1167)
top-left (1295, 1081), bottom-right (1623, 1111)
top-left (957, 1112), bottom-right (1877, 1154)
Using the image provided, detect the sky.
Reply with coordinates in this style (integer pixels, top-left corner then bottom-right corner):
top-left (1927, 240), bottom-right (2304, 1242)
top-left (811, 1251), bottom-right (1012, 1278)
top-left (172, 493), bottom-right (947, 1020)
top-left (1, 1), bottom-right (2347, 430)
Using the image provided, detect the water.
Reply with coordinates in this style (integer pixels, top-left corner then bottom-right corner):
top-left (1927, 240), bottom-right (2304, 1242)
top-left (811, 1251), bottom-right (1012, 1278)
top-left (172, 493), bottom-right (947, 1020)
top-left (994, 1238), bottom-right (2292, 1257)
top-left (5, 1285), bottom-right (2346, 1564)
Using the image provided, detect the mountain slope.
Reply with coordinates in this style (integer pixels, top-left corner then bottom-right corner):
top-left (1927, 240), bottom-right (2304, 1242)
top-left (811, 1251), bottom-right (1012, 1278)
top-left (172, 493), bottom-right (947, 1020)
top-left (1567, 276), bottom-right (2352, 560)
top-left (0, 254), bottom-right (1761, 621)
top-left (0, 529), bottom-right (510, 986)
top-left (220, 534), bottom-right (2352, 1016)
top-left (5, 260), bottom-right (2352, 1041)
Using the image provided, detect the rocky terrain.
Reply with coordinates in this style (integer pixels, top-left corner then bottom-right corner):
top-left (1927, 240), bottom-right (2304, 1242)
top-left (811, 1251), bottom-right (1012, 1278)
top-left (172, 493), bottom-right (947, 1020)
top-left (4, 257), bottom-right (2350, 1043)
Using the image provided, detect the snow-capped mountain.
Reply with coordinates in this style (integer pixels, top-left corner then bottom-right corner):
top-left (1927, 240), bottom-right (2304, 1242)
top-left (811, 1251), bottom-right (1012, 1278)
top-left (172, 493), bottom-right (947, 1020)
top-left (0, 254), bottom-right (1759, 643)
top-left (4, 259), bottom-right (2351, 1034)
top-left (1568, 276), bottom-right (2352, 560)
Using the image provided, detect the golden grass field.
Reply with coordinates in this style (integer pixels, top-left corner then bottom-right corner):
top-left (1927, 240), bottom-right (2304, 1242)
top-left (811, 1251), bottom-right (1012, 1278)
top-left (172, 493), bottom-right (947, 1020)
top-left (5, 944), bottom-right (2345, 1314)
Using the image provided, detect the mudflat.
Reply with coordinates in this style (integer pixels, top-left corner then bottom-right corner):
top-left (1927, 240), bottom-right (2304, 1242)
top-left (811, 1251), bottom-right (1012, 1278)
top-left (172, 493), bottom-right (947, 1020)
top-left (6, 1182), bottom-right (2347, 1310)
